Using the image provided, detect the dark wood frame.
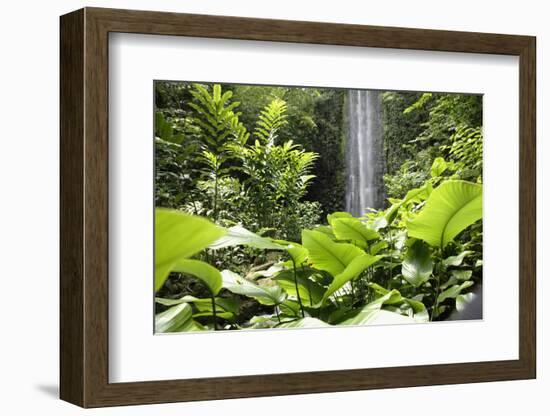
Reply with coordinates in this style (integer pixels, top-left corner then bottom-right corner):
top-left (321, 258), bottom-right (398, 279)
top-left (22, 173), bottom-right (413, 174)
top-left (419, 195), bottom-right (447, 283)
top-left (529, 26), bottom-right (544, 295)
top-left (60, 7), bottom-right (536, 408)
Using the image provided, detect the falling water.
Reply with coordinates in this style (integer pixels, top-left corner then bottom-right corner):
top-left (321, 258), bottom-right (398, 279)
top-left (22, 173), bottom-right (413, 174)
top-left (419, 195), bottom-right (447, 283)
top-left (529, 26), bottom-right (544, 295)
top-left (345, 90), bottom-right (385, 216)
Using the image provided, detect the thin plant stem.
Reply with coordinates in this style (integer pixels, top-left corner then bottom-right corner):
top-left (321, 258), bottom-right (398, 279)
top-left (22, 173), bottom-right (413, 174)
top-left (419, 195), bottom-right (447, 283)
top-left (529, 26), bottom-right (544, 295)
top-left (291, 258), bottom-right (305, 318)
top-left (211, 294), bottom-right (218, 330)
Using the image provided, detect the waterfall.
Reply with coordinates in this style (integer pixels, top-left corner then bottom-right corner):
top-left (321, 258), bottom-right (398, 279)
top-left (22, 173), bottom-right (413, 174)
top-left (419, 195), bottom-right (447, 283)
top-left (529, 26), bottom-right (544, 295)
top-left (345, 90), bottom-right (385, 217)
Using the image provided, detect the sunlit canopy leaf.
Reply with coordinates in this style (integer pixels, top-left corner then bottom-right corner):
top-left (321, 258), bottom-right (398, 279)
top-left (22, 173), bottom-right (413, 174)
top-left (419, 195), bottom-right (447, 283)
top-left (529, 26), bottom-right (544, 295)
top-left (155, 209), bottom-right (226, 291)
top-left (302, 229), bottom-right (364, 276)
top-left (322, 254), bottom-right (381, 303)
top-left (330, 217), bottom-right (380, 248)
top-left (407, 180), bottom-right (482, 248)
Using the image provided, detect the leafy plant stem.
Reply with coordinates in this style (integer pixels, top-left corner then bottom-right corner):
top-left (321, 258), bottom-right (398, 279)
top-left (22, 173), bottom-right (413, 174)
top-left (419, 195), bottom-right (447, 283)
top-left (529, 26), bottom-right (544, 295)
top-left (210, 292), bottom-right (218, 330)
top-left (291, 258), bottom-right (305, 317)
top-left (431, 248), bottom-right (444, 321)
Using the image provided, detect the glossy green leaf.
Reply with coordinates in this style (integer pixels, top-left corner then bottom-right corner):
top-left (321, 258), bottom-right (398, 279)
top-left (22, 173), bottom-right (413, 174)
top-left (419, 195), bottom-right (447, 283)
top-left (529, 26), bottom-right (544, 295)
top-left (327, 211), bottom-right (352, 223)
top-left (274, 268), bottom-right (326, 307)
top-left (338, 292), bottom-right (417, 326)
top-left (451, 269), bottom-right (473, 281)
top-left (437, 280), bottom-right (474, 303)
top-left (402, 240), bottom-right (433, 287)
top-left (222, 270), bottom-right (287, 305)
top-left (155, 209), bottom-right (226, 291)
top-left (330, 217), bottom-right (380, 248)
top-left (156, 295), bottom-right (240, 315)
top-left (302, 229), bottom-right (364, 276)
top-left (171, 259), bottom-right (223, 296)
top-left (209, 225), bottom-right (287, 250)
top-left (323, 254), bottom-right (381, 303)
top-left (155, 303), bottom-right (199, 333)
top-left (443, 250), bottom-right (474, 267)
top-left (407, 180), bottom-right (482, 248)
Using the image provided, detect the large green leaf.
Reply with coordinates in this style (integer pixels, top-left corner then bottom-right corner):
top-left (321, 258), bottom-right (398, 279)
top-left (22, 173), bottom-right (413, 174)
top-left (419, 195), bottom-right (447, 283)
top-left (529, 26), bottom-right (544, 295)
top-left (209, 225), bottom-right (287, 250)
top-left (407, 180), bottom-right (482, 248)
top-left (274, 268), bottom-right (326, 307)
top-left (402, 240), bottom-right (433, 287)
top-left (337, 291), bottom-right (417, 326)
top-left (277, 317), bottom-right (330, 328)
top-left (330, 217), bottom-right (380, 248)
top-left (302, 230), bottom-right (364, 276)
top-left (437, 280), bottom-right (474, 303)
top-left (339, 308), bottom-right (416, 326)
top-left (368, 283), bottom-right (429, 323)
top-left (171, 259), bottom-right (223, 296)
top-left (221, 270), bottom-right (287, 306)
top-left (322, 254), bottom-right (381, 303)
top-left (155, 209), bottom-right (226, 291)
top-left (156, 295), bottom-right (240, 315)
top-left (155, 303), bottom-right (199, 333)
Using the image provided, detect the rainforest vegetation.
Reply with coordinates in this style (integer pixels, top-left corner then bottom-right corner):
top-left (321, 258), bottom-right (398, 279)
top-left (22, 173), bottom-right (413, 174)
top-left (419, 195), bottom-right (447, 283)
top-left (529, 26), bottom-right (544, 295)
top-left (154, 81), bottom-right (483, 332)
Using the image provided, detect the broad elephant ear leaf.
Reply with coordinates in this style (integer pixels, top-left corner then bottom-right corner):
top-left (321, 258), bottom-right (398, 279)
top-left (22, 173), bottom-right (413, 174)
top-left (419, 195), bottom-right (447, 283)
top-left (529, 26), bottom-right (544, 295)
top-left (302, 229), bottom-right (364, 276)
top-left (407, 180), bottom-right (482, 248)
top-left (402, 239), bottom-right (433, 287)
top-left (155, 209), bottom-right (226, 291)
top-left (322, 254), bottom-right (381, 303)
top-left (330, 217), bottom-right (380, 248)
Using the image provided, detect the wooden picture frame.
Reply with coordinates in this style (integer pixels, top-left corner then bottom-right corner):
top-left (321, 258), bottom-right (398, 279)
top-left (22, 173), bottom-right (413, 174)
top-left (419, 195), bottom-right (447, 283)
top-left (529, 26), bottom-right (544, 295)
top-left (60, 7), bottom-right (536, 408)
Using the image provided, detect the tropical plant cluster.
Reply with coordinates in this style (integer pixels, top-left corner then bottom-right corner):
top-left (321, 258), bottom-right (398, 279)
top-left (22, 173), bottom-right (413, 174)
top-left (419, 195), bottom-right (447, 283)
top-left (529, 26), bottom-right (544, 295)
top-left (154, 82), bottom-right (483, 332)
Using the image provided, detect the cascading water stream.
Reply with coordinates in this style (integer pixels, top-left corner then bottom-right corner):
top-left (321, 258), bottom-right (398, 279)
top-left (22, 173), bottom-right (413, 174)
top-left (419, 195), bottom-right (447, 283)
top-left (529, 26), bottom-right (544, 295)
top-left (345, 90), bottom-right (385, 217)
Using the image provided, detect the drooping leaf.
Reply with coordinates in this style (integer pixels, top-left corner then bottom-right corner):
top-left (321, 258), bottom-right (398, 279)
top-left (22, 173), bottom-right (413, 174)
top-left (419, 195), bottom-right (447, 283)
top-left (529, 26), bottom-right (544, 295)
top-left (338, 292), bottom-right (417, 326)
top-left (155, 303), bottom-right (200, 333)
top-left (209, 225), bottom-right (287, 250)
top-left (402, 240), bottom-right (433, 287)
top-left (443, 251), bottom-right (473, 267)
top-left (171, 259), bottom-right (223, 296)
top-left (367, 283), bottom-right (429, 323)
top-left (156, 295), bottom-right (240, 315)
top-left (330, 217), bottom-right (380, 248)
top-left (451, 269), bottom-right (473, 281)
top-left (407, 180), bottom-right (482, 248)
top-left (155, 209), bottom-right (226, 291)
top-left (221, 270), bottom-right (287, 306)
top-left (302, 230), bottom-right (364, 276)
top-left (437, 280), bottom-right (474, 303)
top-left (323, 254), bottom-right (381, 303)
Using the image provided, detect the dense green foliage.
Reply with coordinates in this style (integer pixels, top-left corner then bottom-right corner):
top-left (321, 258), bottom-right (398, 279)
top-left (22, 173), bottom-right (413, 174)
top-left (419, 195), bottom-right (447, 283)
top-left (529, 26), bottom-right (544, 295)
top-left (154, 82), bottom-right (483, 332)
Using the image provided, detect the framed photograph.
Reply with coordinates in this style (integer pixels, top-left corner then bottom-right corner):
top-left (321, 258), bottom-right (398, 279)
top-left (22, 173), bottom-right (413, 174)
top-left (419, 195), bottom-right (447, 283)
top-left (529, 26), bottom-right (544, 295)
top-left (60, 7), bottom-right (536, 408)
